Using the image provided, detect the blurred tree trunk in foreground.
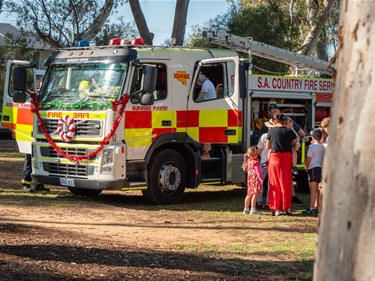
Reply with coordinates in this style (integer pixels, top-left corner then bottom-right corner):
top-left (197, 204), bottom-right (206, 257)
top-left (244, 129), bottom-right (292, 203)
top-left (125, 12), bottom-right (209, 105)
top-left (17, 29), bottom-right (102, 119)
top-left (314, 1), bottom-right (375, 280)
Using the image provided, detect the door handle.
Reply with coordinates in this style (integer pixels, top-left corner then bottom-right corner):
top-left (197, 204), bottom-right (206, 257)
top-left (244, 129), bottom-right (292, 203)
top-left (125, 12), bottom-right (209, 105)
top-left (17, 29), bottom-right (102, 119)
top-left (225, 129), bottom-right (236, 135)
top-left (162, 120), bottom-right (171, 126)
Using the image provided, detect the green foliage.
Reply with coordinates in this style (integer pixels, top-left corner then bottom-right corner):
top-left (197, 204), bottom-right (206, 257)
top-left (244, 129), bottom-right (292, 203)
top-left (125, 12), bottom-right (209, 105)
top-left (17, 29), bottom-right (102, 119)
top-left (93, 17), bottom-right (139, 46)
top-left (321, 0), bottom-right (341, 56)
top-left (0, 35), bottom-right (33, 104)
top-left (186, 1), bottom-right (339, 74)
top-left (229, 3), bottom-right (296, 49)
top-left (3, 0), bottom-right (126, 47)
top-left (227, 2), bottom-right (298, 74)
top-left (186, 12), bottom-right (231, 47)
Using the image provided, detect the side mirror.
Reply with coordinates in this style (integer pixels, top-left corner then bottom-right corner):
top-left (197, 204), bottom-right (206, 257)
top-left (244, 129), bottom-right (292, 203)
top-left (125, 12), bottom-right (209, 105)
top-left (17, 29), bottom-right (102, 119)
top-left (142, 66), bottom-right (157, 92)
top-left (141, 93), bottom-right (155, 105)
top-left (13, 67), bottom-right (28, 92)
top-left (13, 92), bottom-right (27, 104)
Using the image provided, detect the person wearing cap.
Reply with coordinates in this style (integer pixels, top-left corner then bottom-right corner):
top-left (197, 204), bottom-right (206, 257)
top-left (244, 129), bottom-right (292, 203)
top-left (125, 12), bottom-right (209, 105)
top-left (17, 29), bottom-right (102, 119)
top-left (196, 73), bottom-right (216, 158)
top-left (302, 129), bottom-right (325, 215)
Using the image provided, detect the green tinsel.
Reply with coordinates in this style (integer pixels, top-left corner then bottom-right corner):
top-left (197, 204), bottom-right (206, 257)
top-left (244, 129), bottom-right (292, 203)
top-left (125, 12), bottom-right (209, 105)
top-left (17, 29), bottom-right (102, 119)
top-left (41, 100), bottom-right (113, 110)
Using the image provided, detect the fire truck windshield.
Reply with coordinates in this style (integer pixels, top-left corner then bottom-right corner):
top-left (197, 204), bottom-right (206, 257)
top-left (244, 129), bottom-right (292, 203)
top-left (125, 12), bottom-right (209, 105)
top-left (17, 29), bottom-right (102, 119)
top-left (40, 63), bottom-right (127, 105)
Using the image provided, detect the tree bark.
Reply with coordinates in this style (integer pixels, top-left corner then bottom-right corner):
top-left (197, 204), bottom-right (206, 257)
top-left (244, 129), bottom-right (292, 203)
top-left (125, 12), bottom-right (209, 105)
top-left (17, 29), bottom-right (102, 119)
top-left (171, 0), bottom-right (190, 46)
top-left (314, 1), bottom-right (375, 280)
top-left (129, 0), bottom-right (154, 45)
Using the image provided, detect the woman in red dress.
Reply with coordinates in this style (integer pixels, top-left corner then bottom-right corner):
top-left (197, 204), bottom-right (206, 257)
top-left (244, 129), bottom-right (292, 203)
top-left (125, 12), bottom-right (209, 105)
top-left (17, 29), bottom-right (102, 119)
top-left (266, 114), bottom-right (297, 216)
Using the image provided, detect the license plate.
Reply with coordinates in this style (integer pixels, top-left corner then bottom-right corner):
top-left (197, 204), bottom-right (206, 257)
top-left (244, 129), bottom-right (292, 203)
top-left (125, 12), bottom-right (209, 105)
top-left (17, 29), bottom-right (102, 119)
top-left (60, 178), bottom-right (75, 187)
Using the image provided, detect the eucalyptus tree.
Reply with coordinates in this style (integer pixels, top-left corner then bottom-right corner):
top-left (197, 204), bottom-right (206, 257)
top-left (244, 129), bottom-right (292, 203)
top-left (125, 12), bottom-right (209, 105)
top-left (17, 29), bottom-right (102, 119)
top-left (314, 0), bottom-right (374, 279)
top-left (3, 0), bottom-right (121, 47)
top-left (129, 0), bottom-right (191, 46)
top-left (187, 0), bottom-right (339, 74)
top-left (0, 37), bottom-right (33, 104)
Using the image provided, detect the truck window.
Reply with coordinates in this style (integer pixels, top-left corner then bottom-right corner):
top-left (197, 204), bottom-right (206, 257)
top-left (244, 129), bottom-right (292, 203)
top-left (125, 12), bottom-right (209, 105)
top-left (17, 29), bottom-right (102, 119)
top-left (130, 63), bottom-right (167, 104)
top-left (40, 63), bottom-right (126, 104)
top-left (7, 65), bottom-right (35, 100)
top-left (193, 62), bottom-right (231, 102)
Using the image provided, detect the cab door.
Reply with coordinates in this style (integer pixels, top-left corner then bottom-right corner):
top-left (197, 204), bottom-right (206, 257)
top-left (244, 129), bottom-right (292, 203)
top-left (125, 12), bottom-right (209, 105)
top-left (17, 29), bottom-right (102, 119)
top-left (186, 57), bottom-right (242, 146)
top-left (1, 60), bottom-right (38, 153)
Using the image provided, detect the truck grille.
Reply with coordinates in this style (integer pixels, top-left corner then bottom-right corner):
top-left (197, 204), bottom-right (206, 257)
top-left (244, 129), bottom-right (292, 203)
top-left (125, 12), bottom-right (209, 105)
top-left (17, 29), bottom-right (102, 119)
top-left (43, 162), bottom-right (95, 177)
top-left (38, 119), bottom-right (102, 137)
top-left (41, 146), bottom-right (89, 157)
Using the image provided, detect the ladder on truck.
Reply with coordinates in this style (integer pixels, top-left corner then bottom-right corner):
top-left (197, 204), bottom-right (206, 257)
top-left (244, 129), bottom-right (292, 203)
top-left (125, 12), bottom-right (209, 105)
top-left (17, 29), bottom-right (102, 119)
top-left (203, 31), bottom-right (332, 75)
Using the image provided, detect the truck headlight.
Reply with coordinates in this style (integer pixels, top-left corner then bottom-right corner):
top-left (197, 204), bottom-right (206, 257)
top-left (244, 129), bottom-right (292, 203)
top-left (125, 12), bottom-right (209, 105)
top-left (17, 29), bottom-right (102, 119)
top-left (101, 148), bottom-right (114, 174)
top-left (32, 145), bottom-right (38, 171)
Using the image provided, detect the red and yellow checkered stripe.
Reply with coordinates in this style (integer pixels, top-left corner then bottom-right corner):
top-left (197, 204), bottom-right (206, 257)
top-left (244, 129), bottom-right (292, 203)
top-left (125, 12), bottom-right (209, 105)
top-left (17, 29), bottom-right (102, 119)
top-left (2, 104), bottom-right (33, 141)
top-left (124, 109), bottom-right (242, 147)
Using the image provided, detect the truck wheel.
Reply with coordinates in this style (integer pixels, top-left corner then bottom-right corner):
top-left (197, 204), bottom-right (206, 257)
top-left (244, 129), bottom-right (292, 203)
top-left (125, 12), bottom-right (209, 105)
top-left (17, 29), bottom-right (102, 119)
top-left (294, 170), bottom-right (309, 193)
top-left (68, 187), bottom-right (102, 197)
top-left (142, 149), bottom-right (187, 205)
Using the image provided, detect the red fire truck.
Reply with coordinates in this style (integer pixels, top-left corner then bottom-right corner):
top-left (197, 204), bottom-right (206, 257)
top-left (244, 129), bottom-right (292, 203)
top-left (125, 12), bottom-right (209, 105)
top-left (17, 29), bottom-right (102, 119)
top-left (2, 31), bottom-right (332, 204)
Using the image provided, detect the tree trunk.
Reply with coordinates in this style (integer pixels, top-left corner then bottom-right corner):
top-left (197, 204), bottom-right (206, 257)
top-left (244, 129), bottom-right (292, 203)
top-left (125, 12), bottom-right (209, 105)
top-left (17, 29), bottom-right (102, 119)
top-left (298, 0), bottom-right (336, 56)
top-left (129, 0), bottom-right (154, 45)
top-left (315, 37), bottom-right (328, 61)
top-left (171, 0), bottom-right (190, 46)
top-left (314, 1), bottom-right (375, 280)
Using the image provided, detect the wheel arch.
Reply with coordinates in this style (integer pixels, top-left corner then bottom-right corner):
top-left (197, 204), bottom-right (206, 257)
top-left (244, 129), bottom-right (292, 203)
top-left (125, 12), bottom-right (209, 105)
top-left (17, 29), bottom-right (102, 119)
top-left (145, 132), bottom-right (200, 188)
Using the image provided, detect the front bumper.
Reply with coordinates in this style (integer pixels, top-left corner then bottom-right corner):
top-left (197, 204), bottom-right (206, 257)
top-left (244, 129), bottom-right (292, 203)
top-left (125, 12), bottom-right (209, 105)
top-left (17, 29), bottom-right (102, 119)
top-left (32, 174), bottom-right (129, 190)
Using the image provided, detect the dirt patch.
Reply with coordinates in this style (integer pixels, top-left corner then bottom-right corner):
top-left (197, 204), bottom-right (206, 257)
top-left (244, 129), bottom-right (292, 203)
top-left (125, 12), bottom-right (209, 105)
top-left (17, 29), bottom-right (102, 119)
top-left (0, 139), bottom-right (316, 280)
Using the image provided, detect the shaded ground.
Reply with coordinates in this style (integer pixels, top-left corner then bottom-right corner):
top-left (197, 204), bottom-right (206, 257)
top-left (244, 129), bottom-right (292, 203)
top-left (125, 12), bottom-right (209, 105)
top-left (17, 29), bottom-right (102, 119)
top-left (0, 139), bottom-right (317, 280)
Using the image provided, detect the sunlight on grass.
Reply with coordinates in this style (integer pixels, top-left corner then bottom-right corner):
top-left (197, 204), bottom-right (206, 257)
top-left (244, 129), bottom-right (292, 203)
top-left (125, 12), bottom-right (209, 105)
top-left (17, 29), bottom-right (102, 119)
top-left (226, 244), bottom-right (248, 252)
top-left (0, 156), bottom-right (24, 161)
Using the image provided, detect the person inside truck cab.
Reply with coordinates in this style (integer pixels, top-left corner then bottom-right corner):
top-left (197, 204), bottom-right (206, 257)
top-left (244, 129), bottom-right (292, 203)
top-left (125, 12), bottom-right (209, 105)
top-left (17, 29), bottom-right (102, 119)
top-left (195, 73), bottom-right (216, 102)
top-left (78, 78), bottom-right (107, 98)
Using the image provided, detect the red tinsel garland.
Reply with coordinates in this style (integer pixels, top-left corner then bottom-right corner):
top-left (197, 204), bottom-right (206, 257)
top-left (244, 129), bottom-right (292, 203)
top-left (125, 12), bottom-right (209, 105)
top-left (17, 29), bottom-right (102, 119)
top-left (29, 92), bottom-right (129, 163)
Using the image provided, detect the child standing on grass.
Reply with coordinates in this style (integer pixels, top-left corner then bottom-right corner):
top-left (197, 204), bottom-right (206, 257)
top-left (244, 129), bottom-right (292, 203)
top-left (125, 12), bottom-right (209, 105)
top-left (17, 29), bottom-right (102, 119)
top-left (242, 146), bottom-right (263, 215)
top-left (302, 129), bottom-right (325, 215)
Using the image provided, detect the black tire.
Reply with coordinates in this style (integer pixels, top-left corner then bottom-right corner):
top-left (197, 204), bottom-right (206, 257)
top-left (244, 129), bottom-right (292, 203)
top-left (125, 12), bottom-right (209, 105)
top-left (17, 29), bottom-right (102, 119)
top-left (294, 170), bottom-right (309, 193)
top-left (142, 149), bottom-right (187, 205)
top-left (68, 187), bottom-right (102, 197)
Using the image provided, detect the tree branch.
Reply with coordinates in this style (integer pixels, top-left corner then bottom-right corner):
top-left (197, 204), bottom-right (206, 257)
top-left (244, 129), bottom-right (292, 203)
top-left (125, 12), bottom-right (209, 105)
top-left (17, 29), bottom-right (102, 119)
top-left (129, 0), bottom-right (154, 45)
top-left (297, 0), bottom-right (337, 56)
top-left (80, 0), bottom-right (115, 42)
